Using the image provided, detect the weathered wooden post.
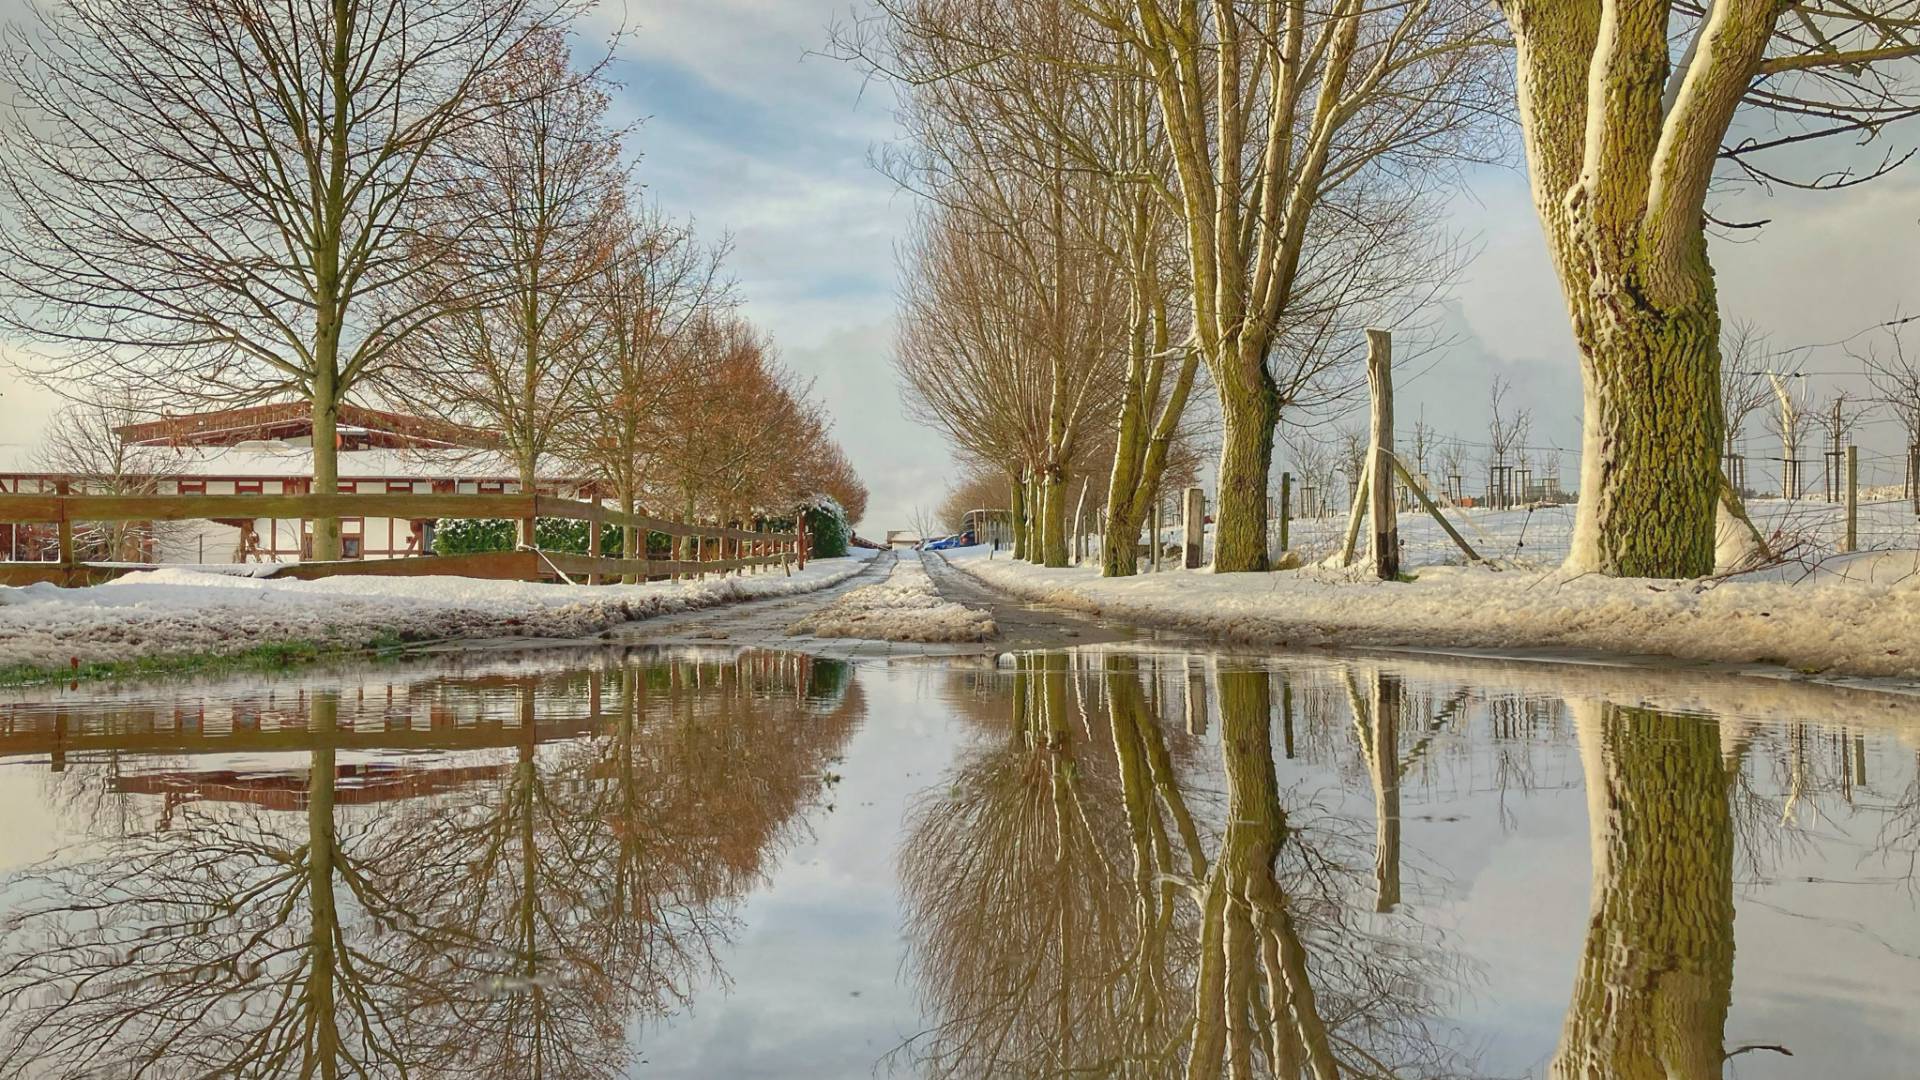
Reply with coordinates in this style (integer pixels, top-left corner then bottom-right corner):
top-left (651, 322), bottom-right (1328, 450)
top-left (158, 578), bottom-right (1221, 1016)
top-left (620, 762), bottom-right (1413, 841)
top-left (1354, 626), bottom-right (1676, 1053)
top-left (1278, 471), bottom-right (1291, 552)
top-left (1844, 444), bottom-right (1859, 553)
top-left (1181, 486), bottom-right (1205, 569)
top-left (1366, 328), bottom-right (1399, 580)
top-left (55, 479), bottom-right (73, 577)
top-left (1150, 499), bottom-right (1162, 572)
top-left (585, 503), bottom-right (604, 585)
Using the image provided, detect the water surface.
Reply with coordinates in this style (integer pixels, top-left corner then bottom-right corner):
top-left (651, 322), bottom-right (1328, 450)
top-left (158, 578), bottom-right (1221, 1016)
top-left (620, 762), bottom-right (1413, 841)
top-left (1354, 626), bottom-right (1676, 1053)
top-left (0, 645), bottom-right (1914, 1077)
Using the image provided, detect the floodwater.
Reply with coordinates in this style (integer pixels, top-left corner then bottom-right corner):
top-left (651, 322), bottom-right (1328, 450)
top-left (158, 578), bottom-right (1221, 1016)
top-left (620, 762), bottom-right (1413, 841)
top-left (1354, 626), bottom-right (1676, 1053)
top-left (0, 645), bottom-right (1915, 1078)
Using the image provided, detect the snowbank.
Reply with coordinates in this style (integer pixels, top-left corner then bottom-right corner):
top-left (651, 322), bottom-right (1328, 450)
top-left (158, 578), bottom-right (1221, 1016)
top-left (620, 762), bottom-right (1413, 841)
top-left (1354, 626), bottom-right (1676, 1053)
top-left (787, 556), bottom-right (996, 643)
top-left (944, 546), bottom-right (1920, 679)
top-left (0, 552), bottom-right (879, 668)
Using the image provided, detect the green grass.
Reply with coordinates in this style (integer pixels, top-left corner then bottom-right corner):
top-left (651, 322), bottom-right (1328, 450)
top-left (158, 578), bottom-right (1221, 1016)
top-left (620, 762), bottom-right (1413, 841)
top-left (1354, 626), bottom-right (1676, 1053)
top-left (0, 635), bottom-right (413, 689)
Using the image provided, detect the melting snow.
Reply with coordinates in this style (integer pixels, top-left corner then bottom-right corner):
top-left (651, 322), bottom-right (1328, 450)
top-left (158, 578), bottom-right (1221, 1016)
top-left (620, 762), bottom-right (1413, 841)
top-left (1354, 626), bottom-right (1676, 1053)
top-left (787, 556), bottom-right (997, 643)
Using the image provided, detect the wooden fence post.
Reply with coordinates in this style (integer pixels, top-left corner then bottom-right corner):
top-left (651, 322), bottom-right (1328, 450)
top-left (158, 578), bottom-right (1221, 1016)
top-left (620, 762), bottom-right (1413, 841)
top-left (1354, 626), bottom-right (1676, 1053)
top-left (1366, 328), bottom-right (1399, 580)
top-left (55, 479), bottom-right (73, 576)
top-left (1844, 444), bottom-right (1859, 553)
top-left (1182, 486), bottom-right (1205, 570)
top-left (1150, 500), bottom-right (1162, 572)
top-left (585, 504), bottom-right (604, 585)
top-left (1279, 472), bottom-right (1291, 552)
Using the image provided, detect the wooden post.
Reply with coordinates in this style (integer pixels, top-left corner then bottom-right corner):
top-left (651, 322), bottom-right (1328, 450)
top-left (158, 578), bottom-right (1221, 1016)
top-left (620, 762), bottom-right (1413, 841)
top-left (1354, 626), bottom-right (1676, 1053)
top-left (585, 504), bottom-right (604, 585)
top-left (1844, 444), bottom-right (1859, 553)
top-left (1394, 458), bottom-right (1481, 563)
top-left (55, 479), bottom-right (73, 575)
top-left (1366, 328), bottom-right (1399, 580)
top-left (1150, 499), bottom-right (1162, 572)
top-left (1278, 472), bottom-right (1291, 552)
top-left (1337, 464), bottom-right (1370, 566)
top-left (1181, 486), bottom-right (1205, 569)
top-left (1070, 476), bottom-right (1089, 566)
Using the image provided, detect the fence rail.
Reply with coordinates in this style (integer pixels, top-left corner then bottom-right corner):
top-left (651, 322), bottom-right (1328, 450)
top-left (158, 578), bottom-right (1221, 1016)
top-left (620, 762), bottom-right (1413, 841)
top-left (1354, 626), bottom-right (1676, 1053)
top-left (0, 491), bottom-right (806, 587)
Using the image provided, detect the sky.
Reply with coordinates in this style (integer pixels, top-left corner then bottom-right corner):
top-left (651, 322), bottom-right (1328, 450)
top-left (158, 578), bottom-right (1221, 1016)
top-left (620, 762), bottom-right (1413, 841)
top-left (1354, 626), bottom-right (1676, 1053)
top-left (1, 1), bottom-right (1917, 529)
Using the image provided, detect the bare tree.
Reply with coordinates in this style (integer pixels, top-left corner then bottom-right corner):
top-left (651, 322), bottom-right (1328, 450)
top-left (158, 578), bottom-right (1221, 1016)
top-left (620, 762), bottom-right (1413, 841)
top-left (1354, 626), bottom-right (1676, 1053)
top-left (571, 207), bottom-right (732, 574)
top-left (1487, 375), bottom-right (1532, 505)
top-left (0, 0), bottom-right (585, 560)
top-left (378, 28), bottom-right (626, 529)
top-left (839, 0), bottom-right (1500, 573)
top-left (1768, 371), bottom-right (1814, 499)
top-left (1858, 317), bottom-right (1920, 495)
top-left (31, 398), bottom-right (180, 561)
top-left (1721, 320), bottom-right (1774, 457)
top-left (1503, 0), bottom-right (1920, 576)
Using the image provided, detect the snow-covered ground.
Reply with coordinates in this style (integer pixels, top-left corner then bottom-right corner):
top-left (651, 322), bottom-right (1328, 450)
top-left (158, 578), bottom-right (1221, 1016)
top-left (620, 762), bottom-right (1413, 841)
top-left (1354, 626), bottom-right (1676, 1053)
top-left (0, 552), bottom-right (879, 669)
top-left (945, 545), bottom-right (1920, 679)
top-left (1194, 495), bottom-right (1920, 570)
top-left (786, 555), bottom-right (997, 643)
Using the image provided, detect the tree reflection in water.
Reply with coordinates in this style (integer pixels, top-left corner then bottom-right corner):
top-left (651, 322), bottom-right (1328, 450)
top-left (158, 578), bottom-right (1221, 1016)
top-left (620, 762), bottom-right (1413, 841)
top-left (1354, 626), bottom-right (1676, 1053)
top-left (0, 651), bottom-right (861, 1078)
top-left (901, 655), bottom-right (1473, 1079)
top-left (1550, 701), bottom-right (1736, 1080)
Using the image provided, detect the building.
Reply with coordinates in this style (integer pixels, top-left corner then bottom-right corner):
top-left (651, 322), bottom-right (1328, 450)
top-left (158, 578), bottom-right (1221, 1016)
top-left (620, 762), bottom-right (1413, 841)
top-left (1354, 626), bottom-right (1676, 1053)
top-left (0, 401), bottom-right (591, 564)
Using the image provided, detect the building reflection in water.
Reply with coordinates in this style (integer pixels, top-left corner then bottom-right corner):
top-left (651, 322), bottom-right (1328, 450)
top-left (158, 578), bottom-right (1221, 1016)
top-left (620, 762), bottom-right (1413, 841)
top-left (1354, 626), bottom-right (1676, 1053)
top-left (0, 650), bottom-right (863, 1079)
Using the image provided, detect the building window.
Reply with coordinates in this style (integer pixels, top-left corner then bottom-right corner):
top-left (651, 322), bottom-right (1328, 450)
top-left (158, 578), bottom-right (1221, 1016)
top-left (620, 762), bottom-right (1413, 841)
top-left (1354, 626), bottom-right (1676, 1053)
top-left (177, 480), bottom-right (206, 495)
top-left (386, 480), bottom-right (414, 494)
top-left (235, 480), bottom-right (263, 495)
top-left (477, 480), bottom-right (505, 495)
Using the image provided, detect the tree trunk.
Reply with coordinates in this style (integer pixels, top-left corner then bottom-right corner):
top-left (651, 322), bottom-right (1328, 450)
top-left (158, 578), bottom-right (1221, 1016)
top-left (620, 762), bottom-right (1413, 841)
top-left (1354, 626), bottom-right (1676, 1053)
top-left (1024, 473), bottom-right (1043, 562)
top-left (517, 458), bottom-right (539, 549)
top-left (1010, 471), bottom-right (1028, 561)
top-left (1566, 299), bottom-right (1722, 577)
top-left (621, 487), bottom-right (639, 584)
top-left (1040, 467), bottom-right (1069, 568)
top-left (1105, 375), bottom-right (1148, 576)
top-left (1551, 701), bottom-right (1734, 1079)
top-left (309, 388), bottom-right (342, 561)
top-left (1212, 364), bottom-right (1279, 572)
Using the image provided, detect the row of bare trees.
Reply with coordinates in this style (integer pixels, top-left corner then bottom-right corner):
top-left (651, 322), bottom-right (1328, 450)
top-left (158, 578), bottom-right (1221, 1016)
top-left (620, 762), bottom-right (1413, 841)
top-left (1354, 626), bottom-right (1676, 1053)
top-left (848, 0), bottom-right (1920, 579)
top-left (0, 0), bottom-right (864, 560)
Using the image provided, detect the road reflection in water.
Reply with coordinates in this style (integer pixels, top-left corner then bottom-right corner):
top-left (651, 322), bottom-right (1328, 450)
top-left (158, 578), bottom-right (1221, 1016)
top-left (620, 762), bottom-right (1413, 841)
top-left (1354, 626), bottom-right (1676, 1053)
top-left (0, 647), bottom-right (1914, 1077)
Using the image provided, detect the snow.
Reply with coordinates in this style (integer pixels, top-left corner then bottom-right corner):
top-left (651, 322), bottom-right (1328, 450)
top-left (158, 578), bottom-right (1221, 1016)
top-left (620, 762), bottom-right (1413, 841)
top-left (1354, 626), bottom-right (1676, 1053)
top-left (0, 439), bottom-right (530, 480)
top-left (0, 551), bottom-right (879, 668)
top-left (1141, 496), bottom-right (1920, 573)
top-left (943, 544), bottom-right (1920, 679)
top-left (786, 555), bottom-right (997, 643)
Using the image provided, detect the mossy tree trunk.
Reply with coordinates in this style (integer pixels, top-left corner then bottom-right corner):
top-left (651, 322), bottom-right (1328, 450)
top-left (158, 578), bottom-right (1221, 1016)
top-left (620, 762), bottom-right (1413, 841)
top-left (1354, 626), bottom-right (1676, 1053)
top-left (1040, 465), bottom-right (1069, 568)
top-left (1506, 0), bottom-right (1786, 577)
top-left (1213, 363), bottom-right (1280, 572)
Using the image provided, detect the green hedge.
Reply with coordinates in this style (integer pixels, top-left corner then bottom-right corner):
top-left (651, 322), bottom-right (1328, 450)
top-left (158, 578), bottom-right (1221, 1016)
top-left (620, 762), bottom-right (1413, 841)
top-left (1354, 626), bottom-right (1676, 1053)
top-left (433, 517), bottom-right (641, 557)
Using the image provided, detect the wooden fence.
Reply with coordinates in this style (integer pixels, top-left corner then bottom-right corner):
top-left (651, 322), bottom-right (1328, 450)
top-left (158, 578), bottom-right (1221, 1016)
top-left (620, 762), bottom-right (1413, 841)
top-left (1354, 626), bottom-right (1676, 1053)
top-left (0, 491), bottom-right (806, 587)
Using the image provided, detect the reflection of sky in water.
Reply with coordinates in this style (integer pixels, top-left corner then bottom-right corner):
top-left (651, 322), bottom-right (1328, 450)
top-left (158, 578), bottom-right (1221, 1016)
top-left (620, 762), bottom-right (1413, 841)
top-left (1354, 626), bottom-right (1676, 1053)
top-left (0, 648), bottom-right (1915, 1078)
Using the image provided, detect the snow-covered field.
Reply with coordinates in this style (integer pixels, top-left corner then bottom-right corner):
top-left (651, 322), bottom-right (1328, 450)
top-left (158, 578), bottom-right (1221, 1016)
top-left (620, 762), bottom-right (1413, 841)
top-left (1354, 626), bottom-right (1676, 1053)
top-left (1219, 495), bottom-right (1920, 570)
top-left (945, 544), bottom-right (1920, 679)
top-left (0, 552), bottom-right (879, 669)
top-left (786, 555), bottom-right (996, 642)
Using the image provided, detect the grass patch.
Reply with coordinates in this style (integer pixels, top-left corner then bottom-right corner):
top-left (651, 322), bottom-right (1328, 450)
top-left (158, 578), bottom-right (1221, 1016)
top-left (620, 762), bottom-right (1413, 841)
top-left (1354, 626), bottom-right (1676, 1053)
top-left (0, 636), bottom-right (410, 689)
